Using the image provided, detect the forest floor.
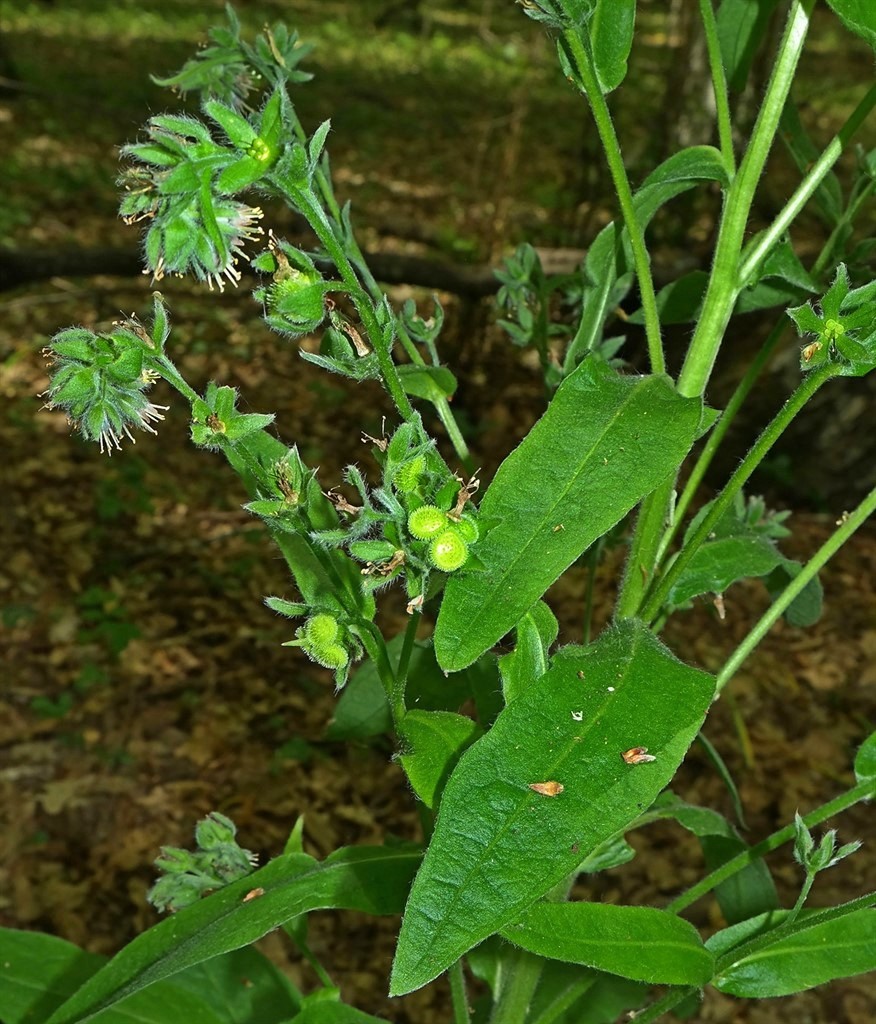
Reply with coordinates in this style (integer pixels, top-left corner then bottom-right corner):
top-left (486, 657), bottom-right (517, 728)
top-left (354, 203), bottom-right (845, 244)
top-left (2, 3), bottom-right (875, 1023)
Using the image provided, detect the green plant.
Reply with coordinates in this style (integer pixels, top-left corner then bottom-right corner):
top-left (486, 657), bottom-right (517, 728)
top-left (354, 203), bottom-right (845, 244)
top-left (6, 2), bottom-right (876, 1023)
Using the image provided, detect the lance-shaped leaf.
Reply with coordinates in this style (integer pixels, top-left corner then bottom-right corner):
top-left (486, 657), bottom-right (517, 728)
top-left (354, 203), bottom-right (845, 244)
top-left (0, 930), bottom-right (302, 1024)
top-left (710, 898), bottom-right (876, 997)
top-left (500, 902), bottom-right (714, 986)
top-left (434, 358), bottom-right (701, 671)
top-left (46, 846), bottom-right (421, 1024)
top-left (391, 620), bottom-right (715, 994)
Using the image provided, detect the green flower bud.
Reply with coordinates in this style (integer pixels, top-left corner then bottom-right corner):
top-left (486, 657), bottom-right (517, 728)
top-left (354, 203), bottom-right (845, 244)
top-left (429, 529), bottom-right (469, 572)
top-left (195, 811), bottom-right (238, 850)
top-left (313, 643), bottom-right (349, 671)
top-left (408, 505), bottom-right (448, 540)
top-left (304, 613), bottom-right (340, 647)
top-left (253, 240), bottom-right (329, 337)
top-left (394, 455), bottom-right (425, 493)
top-left (451, 515), bottom-right (479, 543)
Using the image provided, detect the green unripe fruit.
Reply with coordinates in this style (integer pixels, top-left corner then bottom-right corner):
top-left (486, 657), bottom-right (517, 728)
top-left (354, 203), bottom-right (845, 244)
top-left (305, 613), bottom-right (339, 647)
top-left (394, 455), bottom-right (426, 493)
top-left (429, 529), bottom-right (469, 572)
top-left (408, 505), bottom-right (448, 540)
top-left (312, 643), bottom-right (349, 671)
top-left (452, 515), bottom-right (479, 543)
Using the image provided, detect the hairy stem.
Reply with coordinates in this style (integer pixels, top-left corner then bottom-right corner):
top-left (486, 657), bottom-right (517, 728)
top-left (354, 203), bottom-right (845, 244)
top-left (667, 778), bottom-right (876, 914)
top-left (561, 28), bottom-right (665, 376)
top-left (699, 0), bottom-right (735, 175)
top-left (678, 0), bottom-right (814, 399)
top-left (717, 482), bottom-right (876, 691)
top-left (640, 362), bottom-right (839, 623)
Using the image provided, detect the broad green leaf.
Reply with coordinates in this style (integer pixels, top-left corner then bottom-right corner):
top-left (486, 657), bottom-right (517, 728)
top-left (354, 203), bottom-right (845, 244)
top-left (399, 710), bottom-right (482, 808)
top-left (854, 730), bottom-right (876, 783)
top-left (589, 0), bottom-right (637, 94)
top-left (326, 639), bottom-right (499, 741)
top-left (0, 930), bottom-right (104, 1024)
top-left (391, 620), bottom-right (715, 994)
top-left (501, 902), bottom-right (713, 985)
top-left (826, 0), bottom-right (876, 50)
top-left (0, 929), bottom-right (227, 1024)
top-left (668, 534), bottom-right (784, 608)
top-left (396, 363), bottom-right (457, 402)
top-left (628, 270), bottom-right (708, 326)
top-left (710, 903), bottom-right (876, 997)
top-left (171, 947), bottom-right (302, 1023)
top-left (289, 992), bottom-right (385, 1024)
top-left (667, 493), bottom-right (795, 612)
top-left (498, 600), bottom-right (558, 703)
top-left (46, 847), bottom-right (421, 1024)
top-left (717, 0), bottom-right (781, 91)
top-left (435, 358), bottom-right (702, 671)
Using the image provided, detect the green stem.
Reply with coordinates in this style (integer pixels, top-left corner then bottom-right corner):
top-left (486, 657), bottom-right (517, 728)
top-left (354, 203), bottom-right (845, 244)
top-left (678, 0), bottom-right (814, 399)
top-left (617, 1), bottom-right (812, 619)
top-left (153, 355), bottom-right (201, 404)
top-left (699, 0), bottom-right (735, 176)
top-left (667, 778), bottom-right (876, 914)
top-left (625, 987), bottom-right (696, 1024)
top-left (615, 477), bottom-right (677, 620)
top-left (527, 975), bottom-right (597, 1024)
top-left (448, 959), bottom-right (471, 1024)
top-left (355, 619), bottom-right (404, 730)
top-left (281, 924), bottom-right (335, 988)
top-left (395, 613), bottom-right (419, 712)
top-left (640, 362), bottom-right (839, 623)
top-left (812, 174), bottom-right (876, 278)
top-left (784, 871), bottom-right (816, 928)
top-left (561, 28), bottom-right (665, 376)
top-left (738, 83), bottom-right (876, 285)
top-left (582, 538), bottom-right (604, 644)
top-left (488, 947), bottom-right (544, 1024)
top-left (279, 180), bottom-right (415, 420)
top-left (656, 317), bottom-right (788, 567)
top-left (396, 324), bottom-right (474, 471)
top-left (436, 399), bottom-right (474, 472)
top-left (654, 84), bottom-right (875, 568)
top-left (716, 482), bottom-right (876, 691)
top-left (741, 81), bottom-right (876, 284)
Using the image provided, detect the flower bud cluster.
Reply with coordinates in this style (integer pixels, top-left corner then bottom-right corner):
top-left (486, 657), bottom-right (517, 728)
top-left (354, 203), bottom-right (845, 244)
top-left (789, 264), bottom-right (876, 376)
top-left (147, 811), bottom-right (258, 914)
top-left (252, 236), bottom-right (332, 337)
top-left (305, 418), bottom-right (483, 609)
top-left (118, 89), bottom-right (288, 290)
top-left (43, 298), bottom-right (171, 455)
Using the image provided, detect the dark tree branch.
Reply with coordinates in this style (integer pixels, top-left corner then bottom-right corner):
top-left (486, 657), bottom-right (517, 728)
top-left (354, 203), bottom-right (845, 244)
top-left (0, 244), bottom-right (517, 298)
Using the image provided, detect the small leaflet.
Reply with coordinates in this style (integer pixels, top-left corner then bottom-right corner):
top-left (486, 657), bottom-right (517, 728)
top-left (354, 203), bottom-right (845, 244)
top-left (622, 746), bottom-right (657, 765)
top-left (529, 781), bottom-right (564, 796)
